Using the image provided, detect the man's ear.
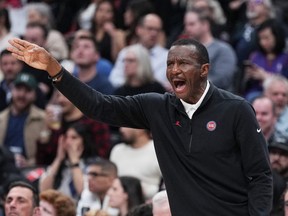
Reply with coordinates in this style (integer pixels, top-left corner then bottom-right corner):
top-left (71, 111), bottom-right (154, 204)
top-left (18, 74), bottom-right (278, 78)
top-left (200, 63), bottom-right (209, 78)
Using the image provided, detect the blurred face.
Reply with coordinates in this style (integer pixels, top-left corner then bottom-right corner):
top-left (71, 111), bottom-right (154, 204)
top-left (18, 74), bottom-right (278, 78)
top-left (192, 0), bottom-right (211, 18)
top-left (252, 98), bottom-right (276, 135)
top-left (71, 39), bottom-right (99, 67)
top-left (137, 15), bottom-right (162, 49)
top-left (166, 45), bottom-right (208, 103)
top-left (184, 12), bottom-right (203, 40)
top-left (119, 127), bottom-right (140, 145)
top-left (11, 85), bottom-right (36, 112)
top-left (24, 26), bottom-right (46, 46)
top-left (259, 27), bottom-right (275, 53)
top-left (265, 82), bottom-right (288, 111)
top-left (246, 0), bottom-right (268, 20)
top-left (95, 1), bottom-right (114, 25)
top-left (87, 165), bottom-right (113, 194)
top-left (107, 178), bottom-right (127, 208)
top-left (0, 54), bottom-right (22, 83)
top-left (5, 186), bottom-right (36, 216)
top-left (39, 200), bottom-right (56, 216)
top-left (269, 148), bottom-right (288, 174)
top-left (123, 51), bottom-right (138, 80)
top-left (65, 128), bottom-right (84, 151)
top-left (124, 8), bottom-right (133, 27)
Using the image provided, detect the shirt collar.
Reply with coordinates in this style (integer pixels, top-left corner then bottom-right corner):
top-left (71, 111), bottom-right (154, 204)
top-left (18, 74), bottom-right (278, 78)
top-left (180, 81), bottom-right (210, 114)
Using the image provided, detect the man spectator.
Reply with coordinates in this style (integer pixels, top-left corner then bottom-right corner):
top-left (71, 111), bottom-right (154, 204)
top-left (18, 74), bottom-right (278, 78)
top-left (152, 190), bottom-right (171, 216)
top-left (252, 96), bottom-right (280, 143)
top-left (109, 13), bottom-right (169, 90)
top-left (0, 73), bottom-right (46, 167)
top-left (110, 127), bottom-right (162, 200)
top-left (183, 9), bottom-right (237, 91)
top-left (0, 49), bottom-right (23, 111)
top-left (37, 90), bottom-right (111, 165)
top-left (263, 75), bottom-right (288, 138)
top-left (0, 49), bottom-right (46, 111)
top-left (77, 158), bottom-right (118, 216)
top-left (4, 181), bottom-right (40, 216)
top-left (70, 35), bottom-right (114, 94)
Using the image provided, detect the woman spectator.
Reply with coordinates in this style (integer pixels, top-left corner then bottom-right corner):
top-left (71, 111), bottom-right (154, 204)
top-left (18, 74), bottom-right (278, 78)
top-left (243, 19), bottom-right (288, 101)
top-left (90, 0), bottom-right (125, 63)
top-left (107, 176), bottom-right (145, 216)
top-left (40, 189), bottom-right (76, 216)
top-left (114, 44), bottom-right (166, 96)
top-left (39, 123), bottom-right (99, 201)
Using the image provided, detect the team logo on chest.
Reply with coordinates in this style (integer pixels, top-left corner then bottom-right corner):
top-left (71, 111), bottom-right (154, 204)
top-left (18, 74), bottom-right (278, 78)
top-left (206, 121), bottom-right (217, 131)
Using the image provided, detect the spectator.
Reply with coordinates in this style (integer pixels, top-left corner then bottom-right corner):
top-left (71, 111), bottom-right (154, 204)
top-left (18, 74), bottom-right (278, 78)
top-left (109, 13), bottom-right (169, 90)
top-left (114, 44), bottom-right (166, 96)
top-left (89, 0), bottom-right (125, 63)
top-left (183, 9), bottom-right (237, 91)
top-left (4, 181), bottom-right (40, 216)
top-left (25, 2), bottom-right (69, 61)
top-left (61, 29), bottom-right (113, 79)
top-left (263, 75), bottom-right (288, 138)
top-left (36, 89), bottom-right (111, 166)
top-left (251, 95), bottom-right (280, 143)
top-left (0, 49), bottom-right (46, 111)
top-left (77, 158), bottom-right (118, 216)
top-left (188, 0), bottom-right (230, 42)
top-left (243, 19), bottom-right (288, 101)
top-left (70, 35), bottom-right (114, 94)
top-left (152, 190), bottom-right (171, 216)
top-left (123, 0), bottom-right (155, 46)
top-left (39, 123), bottom-right (100, 201)
top-left (110, 127), bottom-right (162, 200)
top-left (107, 176), bottom-right (145, 216)
top-left (0, 73), bottom-right (46, 167)
top-left (39, 189), bottom-right (76, 216)
top-left (0, 49), bottom-right (23, 110)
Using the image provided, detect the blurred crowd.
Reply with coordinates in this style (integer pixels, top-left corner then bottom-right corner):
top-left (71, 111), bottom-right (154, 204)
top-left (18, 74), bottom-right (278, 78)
top-left (1, 0), bottom-right (288, 215)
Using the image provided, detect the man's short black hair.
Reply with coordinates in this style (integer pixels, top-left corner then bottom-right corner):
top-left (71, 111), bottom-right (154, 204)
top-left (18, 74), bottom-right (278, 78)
top-left (0, 49), bottom-right (12, 59)
top-left (7, 181), bottom-right (39, 207)
top-left (171, 38), bottom-right (209, 65)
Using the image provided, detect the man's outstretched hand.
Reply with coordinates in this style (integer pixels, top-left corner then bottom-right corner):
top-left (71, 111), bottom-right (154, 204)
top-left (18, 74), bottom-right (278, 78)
top-left (7, 38), bottom-right (62, 77)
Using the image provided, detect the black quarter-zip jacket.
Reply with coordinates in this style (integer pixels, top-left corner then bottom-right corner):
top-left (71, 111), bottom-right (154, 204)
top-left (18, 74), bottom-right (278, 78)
top-left (56, 69), bottom-right (272, 216)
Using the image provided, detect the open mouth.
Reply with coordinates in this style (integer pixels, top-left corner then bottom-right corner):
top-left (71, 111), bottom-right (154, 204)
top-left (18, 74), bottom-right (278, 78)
top-left (173, 80), bottom-right (186, 92)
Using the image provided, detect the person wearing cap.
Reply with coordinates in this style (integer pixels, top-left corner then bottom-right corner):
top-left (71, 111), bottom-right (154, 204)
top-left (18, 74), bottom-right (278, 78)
top-left (0, 73), bottom-right (46, 168)
top-left (269, 137), bottom-right (288, 215)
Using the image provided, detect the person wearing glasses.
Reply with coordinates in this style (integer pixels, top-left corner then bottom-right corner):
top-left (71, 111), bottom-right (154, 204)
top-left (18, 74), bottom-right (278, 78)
top-left (77, 158), bottom-right (119, 216)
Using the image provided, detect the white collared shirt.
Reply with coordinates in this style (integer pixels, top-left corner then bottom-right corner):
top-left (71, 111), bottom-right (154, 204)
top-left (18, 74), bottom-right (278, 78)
top-left (180, 81), bottom-right (210, 119)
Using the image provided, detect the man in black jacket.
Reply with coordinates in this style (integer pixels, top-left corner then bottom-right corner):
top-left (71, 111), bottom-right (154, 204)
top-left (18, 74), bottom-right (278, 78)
top-left (8, 37), bottom-right (273, 215)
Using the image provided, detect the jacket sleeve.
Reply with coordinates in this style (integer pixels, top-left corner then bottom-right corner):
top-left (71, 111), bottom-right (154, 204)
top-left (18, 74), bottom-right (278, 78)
top-left (235, 100), bottom-right (273, 215)
top-left (54, 68), bottom-right (150, 129)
